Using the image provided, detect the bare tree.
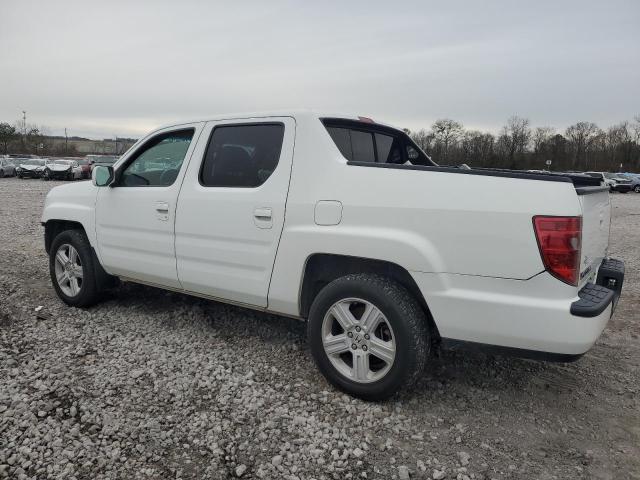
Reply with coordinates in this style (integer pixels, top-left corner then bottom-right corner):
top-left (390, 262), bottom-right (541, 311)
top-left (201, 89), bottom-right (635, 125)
top-left (565, 121), bottom-right (601, 170)
top-left (0, 122), bottom-right (17, 154)
top-left (460, 130), bottom-right (495, 167)
top-left (431, 119), bottom-right (463, 162)
top-left (631, 114), bottom-right (640, 144)
top-left (410, 128), bottom-right (435, 154)
top-left (532, 126), bottom-right (555, 158)
top-left (497, 116), bottom-right (531, 169)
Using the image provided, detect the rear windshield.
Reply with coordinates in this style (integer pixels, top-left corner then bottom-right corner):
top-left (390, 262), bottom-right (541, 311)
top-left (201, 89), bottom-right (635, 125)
top-left (323, 119), bottom-right (434, 166)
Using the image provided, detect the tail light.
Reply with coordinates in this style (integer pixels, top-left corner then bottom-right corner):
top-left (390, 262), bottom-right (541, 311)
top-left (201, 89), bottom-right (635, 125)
top-left (533, 216), bottom-right (582, 286)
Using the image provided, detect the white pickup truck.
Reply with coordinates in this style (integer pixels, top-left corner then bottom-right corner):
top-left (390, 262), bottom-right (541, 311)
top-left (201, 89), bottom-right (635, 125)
top-left (42, 111), bottom-right (624, 400)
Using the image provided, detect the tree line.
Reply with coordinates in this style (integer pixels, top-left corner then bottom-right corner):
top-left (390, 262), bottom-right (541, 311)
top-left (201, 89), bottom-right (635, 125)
top-left (0, 121), bottom-right (80, 156)
top-left (408, 115), bottom-right (640, 172)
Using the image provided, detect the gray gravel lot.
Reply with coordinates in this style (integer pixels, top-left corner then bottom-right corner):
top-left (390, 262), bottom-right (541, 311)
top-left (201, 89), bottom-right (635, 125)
top-left (1, 178), bottom-right (639, 480)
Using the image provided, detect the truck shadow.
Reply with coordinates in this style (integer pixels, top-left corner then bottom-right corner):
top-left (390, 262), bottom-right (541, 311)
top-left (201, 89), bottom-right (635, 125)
top-left (110, 282), bottom-right (598, 402)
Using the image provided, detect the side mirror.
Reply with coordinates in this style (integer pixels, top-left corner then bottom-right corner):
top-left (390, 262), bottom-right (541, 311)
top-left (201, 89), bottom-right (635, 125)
top-left (92, 165), bottom-right (114, 187)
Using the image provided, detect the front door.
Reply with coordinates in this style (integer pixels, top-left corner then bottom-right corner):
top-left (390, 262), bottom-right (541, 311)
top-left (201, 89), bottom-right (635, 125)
top-left (175, 117), bottom-right (295, 307)
top-left (95, 124), bottom-right (202, 288)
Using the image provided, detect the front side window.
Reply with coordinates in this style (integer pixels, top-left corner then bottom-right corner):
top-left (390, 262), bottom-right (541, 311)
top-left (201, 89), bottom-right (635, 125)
top-left (200, 124), bottom-right (284, 188)
top-left (119, 129), bottom-right (194, 187)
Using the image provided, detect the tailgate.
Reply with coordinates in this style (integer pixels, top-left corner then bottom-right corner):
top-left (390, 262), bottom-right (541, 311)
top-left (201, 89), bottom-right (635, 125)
top-left (578, 188), bottom-right (610, 288)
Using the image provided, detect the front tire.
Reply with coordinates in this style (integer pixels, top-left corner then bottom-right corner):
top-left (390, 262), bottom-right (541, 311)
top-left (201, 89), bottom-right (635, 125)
top-left (634, 186), bottom-right (640, 193)
top-left (49, 230), bottom-right (101, 307)
top-left (308, 274), bottom-right (429, 401)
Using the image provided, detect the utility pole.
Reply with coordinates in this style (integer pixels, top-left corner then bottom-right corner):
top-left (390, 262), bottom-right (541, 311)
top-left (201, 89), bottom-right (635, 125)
top-left (22, 110), bottom-right (27, 152)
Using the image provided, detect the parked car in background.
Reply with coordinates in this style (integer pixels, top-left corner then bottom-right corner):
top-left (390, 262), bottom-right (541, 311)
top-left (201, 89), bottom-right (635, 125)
top-left (86, 155), bottom-right (119, 170)
top-left (76, 158), bottom-right (93, 179)
top-left (0, 158), bottom-right (17, 177)
top-left (16, 159), bottom-right (48, 178)
top-left (584, 172), bottom-right (632, 193)
top-left (619, 173), bottom-right (640, 193)
top-left (43, 159), bottom-right (84, 181)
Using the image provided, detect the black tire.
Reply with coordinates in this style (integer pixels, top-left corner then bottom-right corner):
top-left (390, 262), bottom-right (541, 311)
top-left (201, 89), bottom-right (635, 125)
top-left (49, 230), bottom-right (102, 307)
top-left (0, 169), bottom-right (4, 178)
top-left (635, 186), bottom-right (640, 193)
top-left (307, 274), bottom-right (429, 401)
top-left (43, 169), bottom-right (50, 181)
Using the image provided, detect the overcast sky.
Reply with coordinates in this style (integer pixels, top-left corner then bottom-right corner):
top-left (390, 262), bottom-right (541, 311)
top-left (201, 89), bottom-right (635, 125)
top-left (1, 0), bottom-right (638, 139)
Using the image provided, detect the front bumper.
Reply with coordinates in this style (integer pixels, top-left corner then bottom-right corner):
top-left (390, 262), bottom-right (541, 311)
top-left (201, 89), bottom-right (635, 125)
top-left (612, 184), bottom-right (632, 193)
top-left (48, 170), bottom-right (72, 179)
top-left (18, 169), bottom-right (42, 178)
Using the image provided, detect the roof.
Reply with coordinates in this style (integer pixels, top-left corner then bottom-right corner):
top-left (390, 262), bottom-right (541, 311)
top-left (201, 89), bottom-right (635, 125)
top-left (153, 110), bottom-right (402, 133)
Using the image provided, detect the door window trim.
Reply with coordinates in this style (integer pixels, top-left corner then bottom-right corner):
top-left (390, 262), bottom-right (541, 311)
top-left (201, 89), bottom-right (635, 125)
top-left (197, 121), bottom-right (285, 189)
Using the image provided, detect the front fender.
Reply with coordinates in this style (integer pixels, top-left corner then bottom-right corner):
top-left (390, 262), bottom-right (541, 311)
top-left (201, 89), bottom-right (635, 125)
top-left (42, 182), bottom-right (99, 248)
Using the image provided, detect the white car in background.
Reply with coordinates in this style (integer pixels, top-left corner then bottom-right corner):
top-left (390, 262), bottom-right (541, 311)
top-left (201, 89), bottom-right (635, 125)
top-left (43, 159), bottom-right (84, 181)
top-left (0, 158), bottom-right (17, 177)
top-left (16, 158), bottom-right (48, 178)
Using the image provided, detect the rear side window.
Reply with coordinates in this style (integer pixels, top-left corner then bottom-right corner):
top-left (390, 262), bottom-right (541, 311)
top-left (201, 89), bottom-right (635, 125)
top-left (200, 124), bottom-right (284, 187)
top-left (326, 126), bottom-right (404, 164)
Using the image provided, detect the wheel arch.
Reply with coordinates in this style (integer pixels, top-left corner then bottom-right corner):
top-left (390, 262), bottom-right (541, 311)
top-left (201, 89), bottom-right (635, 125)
top-left (44, 219), bottom-right (88, 254)
top-left (299, 253), bottom-right (440, 338)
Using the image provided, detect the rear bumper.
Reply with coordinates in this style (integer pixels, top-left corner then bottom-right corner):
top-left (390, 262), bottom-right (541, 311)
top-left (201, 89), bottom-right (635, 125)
top-left (571, 258), bottom-right (624, 317)
top-left (411, 258), bottom-right (625, 360)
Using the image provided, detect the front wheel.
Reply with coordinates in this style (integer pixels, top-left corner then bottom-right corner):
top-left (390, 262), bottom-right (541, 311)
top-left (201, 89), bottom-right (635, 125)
top-left (49, 230), bottom-right (102, 307)
top-left (308, 274), bottom-right (429, 401)
top-left (634, 186), bottom-right (640, 193)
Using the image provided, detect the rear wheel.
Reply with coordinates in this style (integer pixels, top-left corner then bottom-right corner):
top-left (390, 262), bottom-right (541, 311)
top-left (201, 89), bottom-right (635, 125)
top-left (49, 230), bottom-right (102, 307)
top-left (308, 274), bottom-right (429, 401)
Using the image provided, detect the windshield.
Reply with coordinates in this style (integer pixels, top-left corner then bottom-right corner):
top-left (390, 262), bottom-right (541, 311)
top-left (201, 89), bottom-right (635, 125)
top-left (53, 160), bottom-right (73, 166)
top-left (22, 159), bottom-right (45, 166)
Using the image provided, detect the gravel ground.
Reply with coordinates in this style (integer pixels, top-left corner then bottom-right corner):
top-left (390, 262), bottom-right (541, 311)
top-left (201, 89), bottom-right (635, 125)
top-left (1, 178), bottom-right (638, 480)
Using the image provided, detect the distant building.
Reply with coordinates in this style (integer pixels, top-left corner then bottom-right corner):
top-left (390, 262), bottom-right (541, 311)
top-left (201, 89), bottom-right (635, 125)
top-left (48, 136), bottom-right (137, 155)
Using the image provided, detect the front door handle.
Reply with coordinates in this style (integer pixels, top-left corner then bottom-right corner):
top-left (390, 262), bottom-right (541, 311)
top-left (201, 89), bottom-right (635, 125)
top-left (253, 207), bottom-right (273, 229)
top-left (156, 201), bottom-right (170, 221)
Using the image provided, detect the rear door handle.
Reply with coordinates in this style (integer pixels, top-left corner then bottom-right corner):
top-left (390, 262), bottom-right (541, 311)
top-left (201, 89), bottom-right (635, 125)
top-left (253, 207), bottom-right (273, 229)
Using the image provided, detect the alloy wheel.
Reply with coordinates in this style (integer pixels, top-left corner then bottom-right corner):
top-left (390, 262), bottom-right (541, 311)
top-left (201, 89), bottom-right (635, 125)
top-left (321, 298), bottom-right (396, 383)
top-left (54, 243), bottom-right (84, 297)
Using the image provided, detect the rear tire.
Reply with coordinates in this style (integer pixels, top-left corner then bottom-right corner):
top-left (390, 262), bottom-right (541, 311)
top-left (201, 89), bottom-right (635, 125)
top-left (308, 274), bottom-right (429, 401)
top-left (49, 230), bottom-right (102, 307)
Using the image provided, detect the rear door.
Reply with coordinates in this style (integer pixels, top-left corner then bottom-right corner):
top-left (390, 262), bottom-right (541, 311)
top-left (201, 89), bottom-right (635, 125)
top-left (175, 117), bottom-right (295, 307)
top-left (95, 124), bottom-right (202, 288)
